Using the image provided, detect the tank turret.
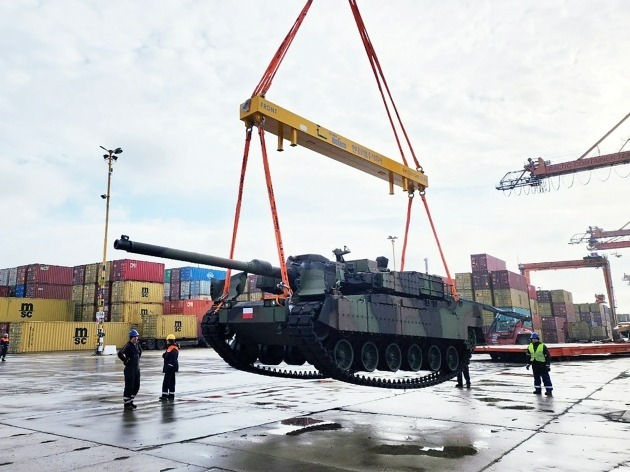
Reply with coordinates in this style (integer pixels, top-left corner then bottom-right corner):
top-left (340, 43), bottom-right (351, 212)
top-left (114, 235), bottom-right (492, 390)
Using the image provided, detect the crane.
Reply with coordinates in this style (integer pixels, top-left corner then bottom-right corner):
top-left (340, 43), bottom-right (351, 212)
top-left (496, 112), bottom-right (630, 191)
top-left (569, 225), bottom-right (630, 251)
top-left (518, 255), bottom-right (619, 338)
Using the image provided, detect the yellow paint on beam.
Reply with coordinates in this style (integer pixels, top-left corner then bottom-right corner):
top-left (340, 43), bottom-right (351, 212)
top-left (240, 95), bottom-right (428, 194)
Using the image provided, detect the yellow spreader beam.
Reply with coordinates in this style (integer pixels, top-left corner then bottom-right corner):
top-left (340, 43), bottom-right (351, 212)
top-left (240, 95), bottom-right (428, 194)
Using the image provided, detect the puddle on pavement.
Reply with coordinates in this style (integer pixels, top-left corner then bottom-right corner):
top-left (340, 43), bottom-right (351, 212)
top-left (268, 416), bottom-right (342, 436)
top-left (605, 410), bottom-right (630, 423)
top-left (371, 444), bottom-right (477, 458)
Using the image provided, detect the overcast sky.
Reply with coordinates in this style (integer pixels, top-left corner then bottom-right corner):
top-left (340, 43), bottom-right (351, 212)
top-left (2, 1), bottom-right (630, 313)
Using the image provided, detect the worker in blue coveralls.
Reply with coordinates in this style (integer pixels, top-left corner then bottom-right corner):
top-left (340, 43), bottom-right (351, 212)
top-left (118, 329), bottom-right (142, 410)
top-left (526, 332), bottom-right (553, 396)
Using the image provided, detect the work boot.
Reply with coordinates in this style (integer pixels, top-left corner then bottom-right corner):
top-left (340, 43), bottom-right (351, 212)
top-left (168, 394), bottom-right (175, 402)
top-left (466, 383), bottom-right (471, 389)
top-left (124, 403), bottom-right (134, 411)
top-left (545, 390), bottom-right (553, 397)
top-left (159, 395), bottom-right (168, 402)
top-left (130, 402), bottom-right (138, 409)
top-left (455, 383), bottom-right (464, 388)
top-left (533, 389), bottom-right (542, 395)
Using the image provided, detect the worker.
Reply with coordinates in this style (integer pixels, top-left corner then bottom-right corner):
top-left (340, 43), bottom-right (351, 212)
top-left (159, 334), bottom-right (179, 402)
top-left (526, 332), bottom-right (553, 396)
top-left (455, 363), bottom-right (471, 388)
top-left (117, 329), bottom-right (142, 410)
top-left (1, 333), bottom-right (9, 361)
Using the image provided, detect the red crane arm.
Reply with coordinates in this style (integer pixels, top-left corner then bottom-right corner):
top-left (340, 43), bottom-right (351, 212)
top-left (528, 150), bottom-right (630, 178)
top-left (590, 241), bottom-right (630, 250)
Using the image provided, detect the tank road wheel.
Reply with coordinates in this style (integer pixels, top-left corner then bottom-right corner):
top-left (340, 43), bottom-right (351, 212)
top-left (233, 341), bottom-right (259, 365)
top-left (427, 345), bottom-right (442, 372)
top-left (259, 345), bottom-right (284, 365)
top-left (146, 338), bottom-right (156, 350)
top-left (358, 341), bottom-right (379, 372)
top-left (445, 345), bottom-right (460, 372)
top-left (332, 339), bottom-right (354, 371)
top-left (382, 342), bottom-right (402, 372)
top-left (284, 346), bottom-right (306, 366)
top-left (405, 343), bottom-right (423, 372)
top-left (156, 339), bottom-right (166, 350)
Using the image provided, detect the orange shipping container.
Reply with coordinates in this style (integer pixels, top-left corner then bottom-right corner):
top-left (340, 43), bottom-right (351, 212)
top-left (0, 297), bottom-right (74, 322)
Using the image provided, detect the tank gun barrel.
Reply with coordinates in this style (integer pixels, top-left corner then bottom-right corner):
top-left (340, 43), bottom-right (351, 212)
top-left (113, 235), bottom-right (282, 278)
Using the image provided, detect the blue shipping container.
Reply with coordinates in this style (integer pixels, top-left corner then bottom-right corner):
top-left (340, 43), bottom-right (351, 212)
top-left (179, 267), bottom-right (226, 281)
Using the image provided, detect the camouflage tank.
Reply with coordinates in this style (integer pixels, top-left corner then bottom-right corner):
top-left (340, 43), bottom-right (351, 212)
top-left (114, 235), bottom-right (494, 389)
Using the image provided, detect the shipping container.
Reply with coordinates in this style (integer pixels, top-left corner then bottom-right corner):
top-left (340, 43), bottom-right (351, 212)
top-left (71, 285), bottom-right (84, 305)
top-left (0, 286), bottom-right (10, 297)
top-left (112, 259), bottom-right (164, 283)
top-left (457, 289), bottom-right (474, 301)
top-left (0, 269), bottom-right (9, 286)
top-left (14, 284), bottom-right (26, 297)
top-left (473, 289), bottom-right (493, 305)
top-left (178, 266), bottom-right (226, 282)
top-left (110, 302), bottom-right (163, 324)
top-left (111, 281), bottom-right (164, 303)
top-left (455, 273), bottom-right (473, 291)
top-left (493, 288), bottom-right (529, 309)
top-left (490, 270), bottom-right (528, 292)
top-left (16, 266), bottom-right (28, 286)
top-left (536, 290), bottom-right (552, 304)
top-left (472, 272), bottom-right (492, 290)
top-left (25, 284), bottom-right (72, 300)
top-left (0, 297), bottom-right (74, 322)
top-left (8, 267), bottom-right (18, 286)
top-left (8, 321), bottom-right (131, 353)
top-left (550, 289), bottom-right (573, 304)
top-left (470, 254), bottom-right (507, 273)
top-left (26, 264), bottom-right (73, 285)
top-left (541, 316), bottom-right (566, 343)
top-left (139, 314), bottom-right (198, 349)
top-left (72, 265), bottom-right (86, 285)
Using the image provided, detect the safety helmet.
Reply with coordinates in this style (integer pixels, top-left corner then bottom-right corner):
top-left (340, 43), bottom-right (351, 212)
top-left (129, 329), bottom-right (140, 338)
top-left (166, 334), bottom-right (176, 341)
top-left (530, 332), bottom-right (540, 340)
top-left (3, 333), bottom-right (7, 337)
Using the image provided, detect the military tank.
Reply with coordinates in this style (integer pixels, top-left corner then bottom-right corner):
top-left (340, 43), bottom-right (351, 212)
top-left (114, 235), bottom-right (494, 389)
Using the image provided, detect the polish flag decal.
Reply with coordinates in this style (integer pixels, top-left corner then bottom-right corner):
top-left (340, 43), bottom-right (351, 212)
top-left (242, 307), bottom-right (253, 319)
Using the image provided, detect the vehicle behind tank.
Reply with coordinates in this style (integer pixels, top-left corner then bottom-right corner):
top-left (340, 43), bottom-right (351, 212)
top-left (115, 235), bottom-right (493, 389)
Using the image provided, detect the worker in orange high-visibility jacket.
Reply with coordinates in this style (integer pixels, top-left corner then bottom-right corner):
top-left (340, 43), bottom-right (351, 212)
top-left (159, 334), bottom-right (179, 402)
top-left (0, 333), bottom-right (9, 361)
top-left (526, 332), bottom-right (553, 396)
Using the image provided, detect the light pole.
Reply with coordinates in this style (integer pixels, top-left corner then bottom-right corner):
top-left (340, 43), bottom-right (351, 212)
top-left (96, 145), bottom-right (122, 355)
top-left (387, 235), bottom-right (398, 271)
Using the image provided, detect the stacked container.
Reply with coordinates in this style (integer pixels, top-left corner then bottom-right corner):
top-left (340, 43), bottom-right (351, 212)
top-left (109, 259), bottom-right (165, 324)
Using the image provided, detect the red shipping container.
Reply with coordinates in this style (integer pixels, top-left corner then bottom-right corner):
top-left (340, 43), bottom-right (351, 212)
top-left (528, 284), bottom-right (537, 300)
top-left (27, 264), bottom-right (73, 285)
top-left (111, 259), bottom-right (164, 283)
top-left (470, 254), bottom-right (507, 273)
top-left (25, 284), bottom-right (72, 299)
top-left (0, 286), bottom-right (10, 297)
top-left (472, 272), bottom-right (492, 290)
top-left (491, 270), bottom-right (528, 291)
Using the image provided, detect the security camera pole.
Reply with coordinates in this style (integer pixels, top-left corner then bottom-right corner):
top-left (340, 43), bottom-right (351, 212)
top-left (95, 145), bottom-right (123, 355)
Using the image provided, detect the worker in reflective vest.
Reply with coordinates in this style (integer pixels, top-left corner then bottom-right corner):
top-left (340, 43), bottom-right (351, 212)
top-left (526, 332), bottom-right (553, 396)
top-left (159, 334), bottom-right (179, 402)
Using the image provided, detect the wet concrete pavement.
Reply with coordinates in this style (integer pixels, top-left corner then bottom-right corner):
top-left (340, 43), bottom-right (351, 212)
top-left (1, 349), bottom-right (629, 471)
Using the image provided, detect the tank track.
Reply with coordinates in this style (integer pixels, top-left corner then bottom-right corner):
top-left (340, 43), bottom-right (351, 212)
top-left (201, 301), bottom-right (471, 389)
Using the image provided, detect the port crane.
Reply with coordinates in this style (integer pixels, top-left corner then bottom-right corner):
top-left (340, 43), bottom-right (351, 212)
top-left (569, 225), bottom-right (630, 251)
top-left (518, 255), bottom-right (619, 338)
top-left (496, 112), bottom-right (630, 192)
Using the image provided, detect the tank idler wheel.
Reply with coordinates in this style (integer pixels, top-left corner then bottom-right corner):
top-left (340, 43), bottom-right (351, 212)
top-left (284, 346), bottom-right (306, 366)
top-left (313, 321), bottom-right (330, 341)
top-left (146, 338), bottom-right (156, 350)
top-left (332, 339), bottom-right (354, 371)
top-left (234, 341), bottom-right (259, 365)
top-left (156, 339), bottom-right (166, 350)
top-left (427, 345), bottom-right (442, 372)
top-left (259, 345), bottom-right (284, 365)
top-left (405, 343), bottom-right (423, 372)
top-left (382, 342), bottom-right (402, 372)
top-left (358, 341), bottom-right (379, 372)
top-left (445, 345), bottom-right (460, 372)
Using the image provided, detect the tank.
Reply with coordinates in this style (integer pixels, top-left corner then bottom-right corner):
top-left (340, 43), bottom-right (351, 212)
top-left (114, 235), bottom-right (494, 389)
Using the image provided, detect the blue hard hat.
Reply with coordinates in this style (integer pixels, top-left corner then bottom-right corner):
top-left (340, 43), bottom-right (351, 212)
top-left (129, 329), bottom-right (139, 338)
top-left (530, 332), bottom-right (540, 340)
